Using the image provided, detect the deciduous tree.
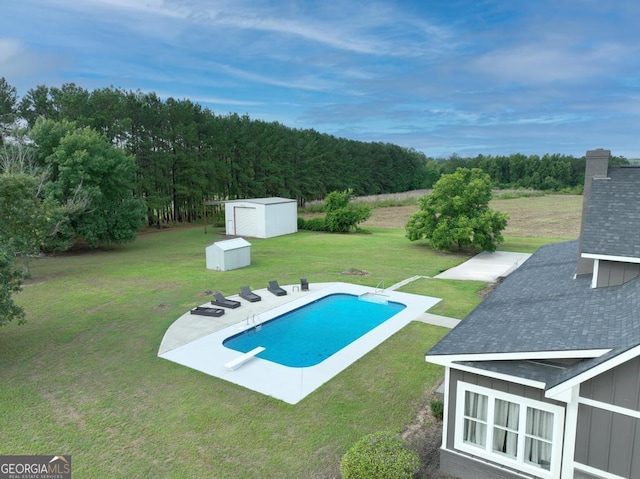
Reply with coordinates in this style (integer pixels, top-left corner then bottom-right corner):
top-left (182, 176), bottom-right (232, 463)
top-left (406, 168), bottom-right (508, 252)
top-left (30, 121), bottom-right (145, 248)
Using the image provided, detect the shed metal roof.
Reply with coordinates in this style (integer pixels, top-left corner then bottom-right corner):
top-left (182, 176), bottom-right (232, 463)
top-left (212, 238), bottom-right (251, 251)
top-left (225, 197), bottom-right (296, 205)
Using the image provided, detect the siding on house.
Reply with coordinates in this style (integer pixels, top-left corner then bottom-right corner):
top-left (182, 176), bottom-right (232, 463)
top-left (594, 260), bottom-right (640, 288)
top-left (574, 356), bottom-right (640, 478)
top-left (440, 449), bottom-right (525, 479)
top-left (574, 471), bottom-right (607, 479)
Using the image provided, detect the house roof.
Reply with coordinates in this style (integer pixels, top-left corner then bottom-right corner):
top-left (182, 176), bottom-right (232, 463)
top-left (425, 161), bottom-right (640, 394)
top-left (582, 166), bottom-right (640, 259)
top-left (426, 240), bottom-right (640, 387)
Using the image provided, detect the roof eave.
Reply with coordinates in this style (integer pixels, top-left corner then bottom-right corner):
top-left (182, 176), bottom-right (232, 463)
top-left (582, 252), bottom-right (640, 263)
top-left (545, 344), bottom-right (640, 401)
top-left (425, 349), bottom-right (610, 366)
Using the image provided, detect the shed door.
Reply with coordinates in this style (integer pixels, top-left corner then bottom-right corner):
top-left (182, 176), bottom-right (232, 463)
top-left (234, 207), bottom-right (257, 237)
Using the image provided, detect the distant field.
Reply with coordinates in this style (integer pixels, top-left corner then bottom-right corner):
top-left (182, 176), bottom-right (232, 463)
top-left (306, 191), bottom-right (583, 240)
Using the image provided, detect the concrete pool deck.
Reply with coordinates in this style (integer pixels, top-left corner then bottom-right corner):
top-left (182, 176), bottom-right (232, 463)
top-left (157, 251), bottom-right (530, 403)
top-left (158, 282), bottom-right (458, 355)
top-left (158, 282), bottom-right (441, 404)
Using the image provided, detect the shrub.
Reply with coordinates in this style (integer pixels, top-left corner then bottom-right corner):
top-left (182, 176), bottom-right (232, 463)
top-left (429, 397), bottom-right (444, 421)
top-left (340, 431), bottom-right (420, 479)
top-left (325, 204), bottom-right (371, 233)
top-left (299, 189), bottom-right (370, 233)
top-left (298, 216), bottom-right (327, 231)
top-left (324, 189), bottom-right (371, 233)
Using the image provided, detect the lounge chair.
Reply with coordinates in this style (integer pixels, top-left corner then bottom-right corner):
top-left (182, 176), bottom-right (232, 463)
top-left (300, 278), bottom-right (309, 291)
top-left (190, 306), bottom-right (225, 317)
top-left (268, 280), bottom-right (287, 296)
top-left (239, 286), bottom-right (261, 302)
top-left (211, 292), bottom-right (241, 309)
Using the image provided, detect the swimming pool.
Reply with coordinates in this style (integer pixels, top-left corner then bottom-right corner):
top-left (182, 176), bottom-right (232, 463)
top-left (158, 282), bottom-right (440, 404)
top-left (223, 293), bottom-right (406, 367)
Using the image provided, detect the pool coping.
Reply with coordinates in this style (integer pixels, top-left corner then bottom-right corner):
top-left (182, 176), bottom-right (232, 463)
top-left (158, 282), bottom-right (440, 404)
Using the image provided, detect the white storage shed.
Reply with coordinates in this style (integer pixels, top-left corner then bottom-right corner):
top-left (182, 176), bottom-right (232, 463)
top-left (224, 197), bottom-right (297, 238)
top-left (205, 238), bottom-right (251, 271)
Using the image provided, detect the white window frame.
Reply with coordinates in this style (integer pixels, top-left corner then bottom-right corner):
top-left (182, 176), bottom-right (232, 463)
top-left (454, 382), bottom-right (565, 479)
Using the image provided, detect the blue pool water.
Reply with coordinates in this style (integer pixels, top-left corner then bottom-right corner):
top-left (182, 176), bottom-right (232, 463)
top-left (223, 293), bottom-right (406, 367)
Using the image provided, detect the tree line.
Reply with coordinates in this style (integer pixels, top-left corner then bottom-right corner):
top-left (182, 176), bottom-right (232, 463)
top-left (1, 76), bottom-right (634, 242)
top-left (3, 78), bottom-right (632, 231)
top-left (1, 79), bottom-right (428, 226)
top-left (423, 152), bottom-right (630, 192)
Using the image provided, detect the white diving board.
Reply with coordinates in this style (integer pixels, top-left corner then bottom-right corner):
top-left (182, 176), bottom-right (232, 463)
top-left (225, 346), bottom-right (265, 370)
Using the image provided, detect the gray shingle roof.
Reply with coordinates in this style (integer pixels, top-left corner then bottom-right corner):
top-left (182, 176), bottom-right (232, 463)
top-left (427, 166), bottom-right (640, 389)
top-left (582, 166), bottom-right (640, 259)
top-left (427, 240), bottom-right (640, 358)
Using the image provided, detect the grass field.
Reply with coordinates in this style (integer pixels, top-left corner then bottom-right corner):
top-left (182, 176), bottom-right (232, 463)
top-left (1, 194), bottom-right (582, 478)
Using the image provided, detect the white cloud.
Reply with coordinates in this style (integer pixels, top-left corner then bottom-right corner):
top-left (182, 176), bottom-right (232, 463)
top-left (0, 38), bottom-right (22, 64)
top-left (36, 0), bottom-right (187, 18)
top-left (0, 38), bottom-right (65, 85)
top-left (470, 27), bottom-right (631, 85)
top-left (192, 2), bottom-right (455, 58)
top-left (204, 61), bottom-right (340, 93)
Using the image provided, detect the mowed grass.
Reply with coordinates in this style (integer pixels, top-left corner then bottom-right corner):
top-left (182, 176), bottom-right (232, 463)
top-left (2, 224), bottom-right (561, 477)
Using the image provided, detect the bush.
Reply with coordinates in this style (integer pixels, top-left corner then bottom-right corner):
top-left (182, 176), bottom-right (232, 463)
top-left (299, 189), bottom-right (371, 233)
top-left (298, 216), bottom-right (328, 231)
top-left (429, 397), bottom-right (444, 421)
top-left (340, 431), bottom-right (420, 479)
top-left (325, 204), bottom-right (371, 233)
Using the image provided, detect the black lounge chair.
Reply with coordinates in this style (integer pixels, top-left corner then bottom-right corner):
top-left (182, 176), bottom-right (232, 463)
top-left (190, 306), bottom-right (225, 317)
top-left (211, 292), bottom-right (241, 309)
top-left (268, 280), bottom-right (287, 296)
top-left (239, 286), bottom-right (261, 302)
top-left (300, 278), bottom-right (309, 291)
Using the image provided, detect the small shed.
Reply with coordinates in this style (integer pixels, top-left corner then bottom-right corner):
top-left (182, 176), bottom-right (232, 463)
top-left (206, 238), bottom-right (251, 271)
top-left (225, 197), bottom-right (297, 238)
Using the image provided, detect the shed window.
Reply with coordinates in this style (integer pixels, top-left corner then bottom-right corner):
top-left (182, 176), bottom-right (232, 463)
top-left (455, 382), bottom-right (564, 478)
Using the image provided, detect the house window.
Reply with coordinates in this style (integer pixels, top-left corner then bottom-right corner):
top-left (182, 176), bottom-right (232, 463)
top-left (455, 382), bottom-right (564, 478)
top-left (463, 390), bottom-right (488, 448)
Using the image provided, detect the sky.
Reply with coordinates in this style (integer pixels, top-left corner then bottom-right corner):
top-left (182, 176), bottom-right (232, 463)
top-left (1, 0), bottom-right (640, 158)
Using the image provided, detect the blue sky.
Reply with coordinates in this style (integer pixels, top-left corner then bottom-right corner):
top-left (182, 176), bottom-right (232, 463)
top-left (2, 0), bottom-right (639, 158)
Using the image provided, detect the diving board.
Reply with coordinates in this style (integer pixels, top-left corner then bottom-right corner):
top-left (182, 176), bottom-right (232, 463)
top-left (225, 346), bottom-right (265, 370)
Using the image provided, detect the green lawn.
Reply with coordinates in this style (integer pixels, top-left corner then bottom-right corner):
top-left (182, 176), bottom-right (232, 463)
top-left (1, 225), bottom-right (556, 477)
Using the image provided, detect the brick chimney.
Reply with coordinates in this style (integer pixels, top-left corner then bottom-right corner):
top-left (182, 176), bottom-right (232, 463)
top-left (576, 149), bottom-right (610, 276)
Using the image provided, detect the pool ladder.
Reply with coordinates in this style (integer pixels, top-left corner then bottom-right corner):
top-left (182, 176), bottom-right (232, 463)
top-left (246, 314), bottom-right (262, 332)
top-left (375, 280), bottom-right (385, 293)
